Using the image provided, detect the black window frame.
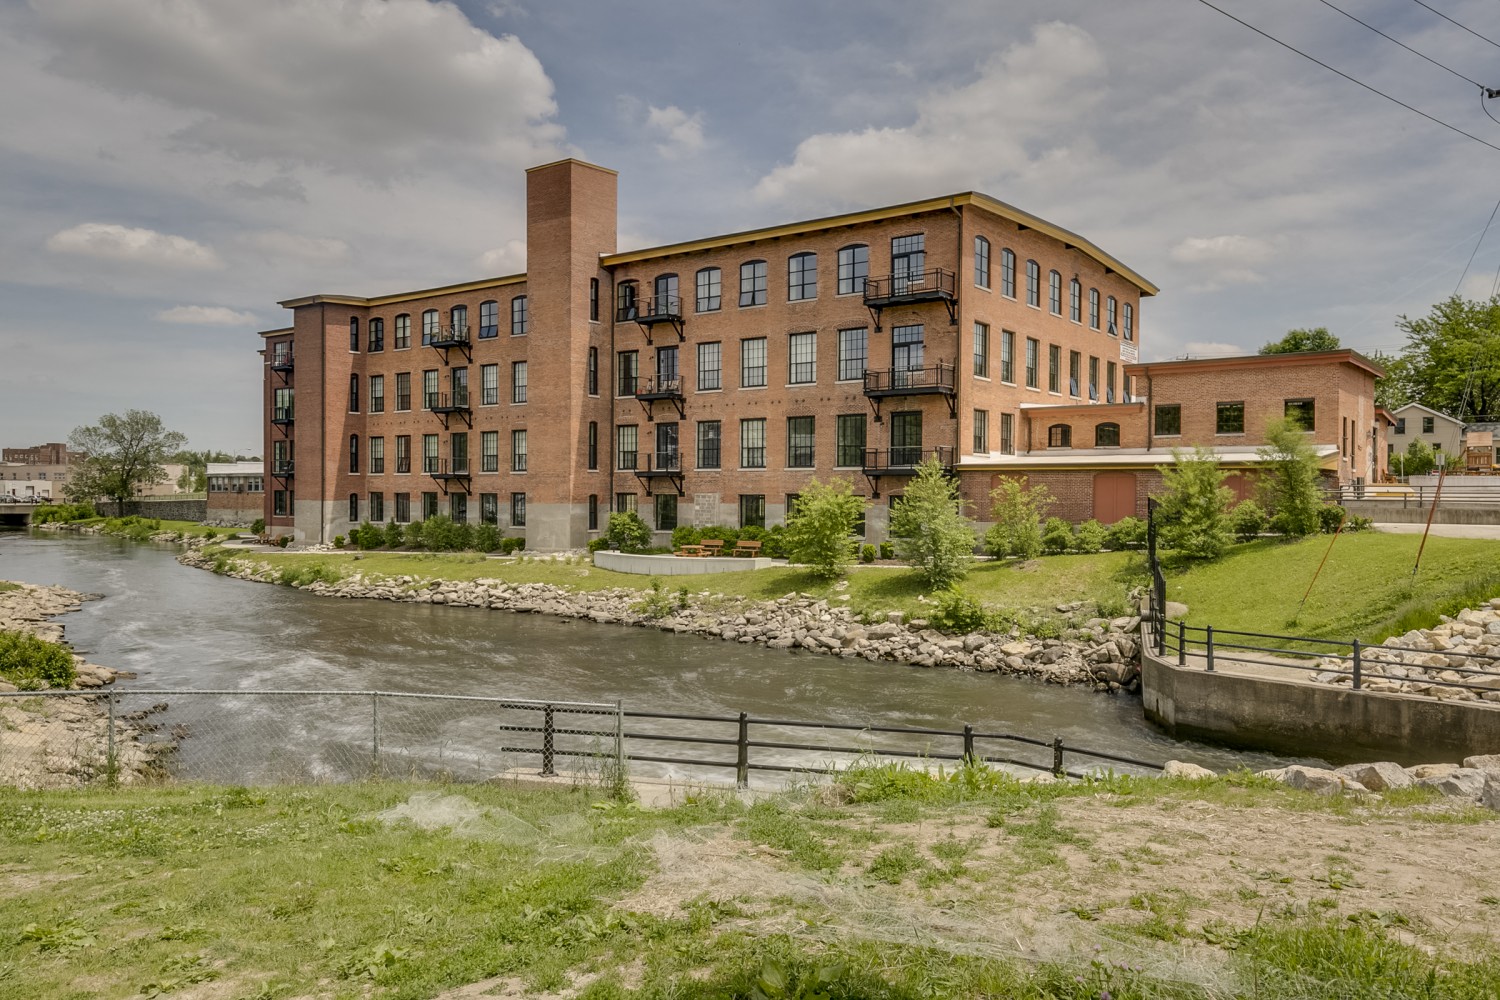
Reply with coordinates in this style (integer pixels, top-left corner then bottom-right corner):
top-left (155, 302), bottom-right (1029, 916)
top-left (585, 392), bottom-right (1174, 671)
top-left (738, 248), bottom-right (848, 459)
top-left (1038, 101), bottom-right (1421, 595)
top-left (368, 317), bottom-right (384, 352)
top-left (739, 260), bottom-right (767, 307)
top-left (1047, 424), bottom-right (1072, 448)
top-left (1155, 404), bottom-right (1182, 436)
top-left (974, 236), bottom-right (990, 288)
top-left (836, 244), bottom-right (868, 295)
top-left (479, 300), bottom-right (499, 339)
top-left (697, 420), bottom-right (721, 469)
top-left (787, 252), bottom-right (818, 301)
top-left (511, 295), bottom-right (528, 336)
top-left (1095, 422), bottom-right (1120, 448)
top-left (787, 415), bottom-right (815, 468)
top-left (836, 413), bottom-right (866, 468)
top-left (695, 267), bottom-right (721, 312)
top-left (1285, 398), bottom-right (1316, 430)
top-left (697, 341), bottom-right (722, 391)
top-left (1217, 401), bottom-right (1245, 435)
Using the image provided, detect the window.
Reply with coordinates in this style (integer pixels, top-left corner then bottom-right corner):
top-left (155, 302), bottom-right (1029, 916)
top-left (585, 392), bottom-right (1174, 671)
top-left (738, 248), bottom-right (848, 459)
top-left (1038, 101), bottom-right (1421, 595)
top-left (838, 328), bottom-right (868, 381)
top-left (481, 431), bottom-right (499, 472)
top-left (587, 422), bottom-right (598, 470)
top-left (510, 296), bottom-right (527, 336)
top-left (1155, 404), bottom-right (1182, 436)
top-left (368, 491), bottom-right (384, 521)
top-left (656, 344), bottom-right (678, 382)
top-left (697, 342), bottom-right (722, 390)
top-left (739, 494), bottom-right (765, 529)
top-left (837, 244), bottom-right (868, 295)
top-left (511, 361), bottom-right (527, 403)
top-left (349, 493), bottom-right (359, 522)
top-left (697, 420), bottom-right (721, 469)
top-left (740, 418), bottom-right (766, 468)
top-left (1070, 278), bottom-right (1082, 322)
top-left (836, 414), bottom-right (866, 467)
top-left (589, 279), bottom-right (599, 322)
top-left (973, 410), bottom-right (989, 453)
top-left (1395, 417), bottom-right (1406, 434)
top-left (1048, 424), bottom-right (1072, 448)
top-left (1123, 302), bottom-right (1134, 341)
top-left (422, 309), bottom-right (439, 345)
top-left (1423, 415), bottom-right (1435, 434)
top-left (1089, 288), bottom-right (1100, 330)
top-left (1000, 248), bottom-right (1016, 297)
top-left (481, 364), bottom-right (498, 406)
top-left (788, 252), bottom-right (817, 300)
top-left (696, 267), bottom-right (721, 312)
top-left (1000, 413), bottom-right (1015, 455)
top-left (448, 306), bottom-right (466, 341)
top-left (587, 495), bottom-right (598, 531)
top-left (891, 411), bottom-right (922, 465)
top-left (1069, 351), bottom-right (1081, 396)
top-left (973, 323), bottom-right (989, 378)
top-left (974, 236), bottom-right (990, 288)
top-left (480, 493), bottom-right (498, 525)
top-left (616, 280), bottom-right (638, 320)
top-left (273, 490), bottom-right (290, 516)
top-left (892, 324), bottom-right (924, 373)
top-left (1106, 360), bottom-right (1117, 403)
top-left (1025, 338), bottom-right (1038, 388)
top-left (1000, 330), bottom-right (1015, 383)
top-left (741, 338), bottom-right (767, 387)
top-left (423, 370), bottom-right (438, 409)
top-left (394, 492), bottom-right (410, 523)
top-left (616, 425), bottom-right (638, 470)
top-left (395, 372), bottom-right (411, 411)
top-left (654, 273), bottom-right (678, 314)
top-left (511, 492), bottom-right (526, 527)
top-left (1088, 356), bottom-right (1099, 401)
top-left (370, 374), bottom-right (384, 413)
top-left (450, 432), bottom-right (468, 474)
top-left (349, 317), bottom-right (360, 352)
top-left (1048, 344), bottom-right (1061, 393)
top-left (788, 332), bottom-right (816, 384)
top-left (369, 317), bottom-right (384, 352)
top-left (423, 492), bottom-right (438, 520)
top-left (349, 434), bottom-right (360, 473)
top-left (788, 416), bottom-right (815, 467)
top-left (1285, 398), bottom-right (1316, 430)
top-left (369, 436), bottom-right (384, 474)
top-left (479, 300), bottom-right (498, 339)
top-left (1096, 423), bottom-right (1120, 447)
top-left (1106, 296), bottom-right (1118, 336)
top-left (511, 430), bottom-right (527, 472)
top-left (655, 494), bottom-right (678, 531)
top-left (396, 435), bottom-right (411, 474)
top-left (1025, 259), bottom-right (1040, 307)
top-left (450, 492), bottom-right (469, 525)
top-left (739, 260), bottom-right (767, 307)
top-left (654, 422), bottom-right (678, 469)
top-left (1049, 270), bottom-right (1062, 314)
top-left (587, 347), bottom-right (599, 395)
top-left (349, 374), bottom-right (359, 412)
top-left (450, 366), bottom-right (468, 407)
top-left (615, 493), bottom-right (637, 515)
top-left (422, 434), bottom-right (439, 473)
top-left (394, 314), bottom-right (411, 350)
top-left (617, 350), bottom-right (639, 396)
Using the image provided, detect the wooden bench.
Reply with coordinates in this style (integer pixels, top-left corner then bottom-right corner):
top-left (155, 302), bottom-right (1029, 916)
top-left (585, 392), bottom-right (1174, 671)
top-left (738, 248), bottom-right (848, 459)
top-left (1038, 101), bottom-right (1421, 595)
top-left (733, 539), bottom-right (762, 558)
top-left (674, 544), bottom-right (704, 558)
top-left (700, 539), bottom-right (726, 557)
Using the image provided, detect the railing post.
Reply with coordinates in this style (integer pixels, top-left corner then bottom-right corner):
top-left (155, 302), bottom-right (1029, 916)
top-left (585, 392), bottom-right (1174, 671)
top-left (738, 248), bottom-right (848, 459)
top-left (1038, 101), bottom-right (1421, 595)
top-left (1051, 736), bottom-right (1065, 777)
top-left (1351, 639), bottom-right (1362, 691)
top-left (371, 692), bottom-right (380, 776)
top-left (541, 704), bottom-right (556, 776)
top-left (1177, 619), bottom-right (1187, 666)
top-left (1205, 626), bottom-right (1215, 672)
top-left (106, 691), bottom-right (117, 786)
top-left (962, 724), bottom-right (975, 764)
top-left (735, 712), bottom-right (750, 789)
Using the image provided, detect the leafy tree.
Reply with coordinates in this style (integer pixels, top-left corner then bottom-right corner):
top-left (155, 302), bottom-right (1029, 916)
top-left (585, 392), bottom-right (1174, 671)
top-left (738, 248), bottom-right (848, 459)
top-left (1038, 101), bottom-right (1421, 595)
top-left (1395, 438), bottom-right (1438, 477)
top-left (1389, 295), bottom-right (1500, 417)
top-left (1153, 448), bottom-right (1234, 560)
top-left (603, 511), bottom-right (652, 552)
top-left (984, 477), bottom-right (1053, 560)
top-left (1257, 418), bottom-right (1323, 537)
top-left (1369, 350), bottom-right (1411, 411)
top-left (1259, 327), bottom-right (1340, 355)
top-left (784, 477), bottom-right (865, 579)
top-left (65, 410), bottom-right (187, 514)
top-left (888, 457), bottom-right (975, 588)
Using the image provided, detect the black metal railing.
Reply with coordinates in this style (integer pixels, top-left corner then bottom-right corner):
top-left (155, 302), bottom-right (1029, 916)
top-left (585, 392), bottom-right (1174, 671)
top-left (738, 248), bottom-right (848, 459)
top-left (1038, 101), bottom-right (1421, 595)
top-left (429, 325), bottom-right (470, 347)
top-left (1330, 483), bottom-right (1500, 507)
top-left (617, 296), bottom-right (682, 324)
top-left (429, 390), bottom-right (470, 413)
top-left (634, 376), bottom-right (684, 398)
top-left (862, 268), bottom-right (957, 304)
top-left (863, 362), bottom-right (957, 395)
top-left (861, 446), bottom-right (954, 471)
top-left (272, 460), bottom-right (294, 477)
top-left (430, 458), bottom-right (469, 478)
top-left (637, 452), bottom-right (681, 475)
top-left (270, 351), bottom-right (294, 371)
top-left (271, 406), bottom-right (294, 423)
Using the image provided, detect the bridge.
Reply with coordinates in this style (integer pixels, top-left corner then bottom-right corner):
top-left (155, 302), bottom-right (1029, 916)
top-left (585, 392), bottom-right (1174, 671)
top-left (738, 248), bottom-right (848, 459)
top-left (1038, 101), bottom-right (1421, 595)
top-left (0, 502), bottom-right (37, 527)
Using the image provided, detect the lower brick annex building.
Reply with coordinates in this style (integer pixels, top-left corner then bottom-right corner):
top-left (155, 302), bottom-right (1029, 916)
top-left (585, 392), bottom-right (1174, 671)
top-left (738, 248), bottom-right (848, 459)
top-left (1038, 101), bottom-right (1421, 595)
top-left (260, 159), bottom-right (1388, 548)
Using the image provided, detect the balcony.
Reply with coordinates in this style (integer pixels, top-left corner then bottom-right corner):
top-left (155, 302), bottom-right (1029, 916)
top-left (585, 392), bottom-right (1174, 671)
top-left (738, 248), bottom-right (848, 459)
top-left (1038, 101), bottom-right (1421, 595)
top-left (270, 351), bottom-right (294, 375)
top-left (618, 296), bottom-right (684, 343)
top-left (271, 459), bottom-right (294, 479)
top-left (860, 446), bottom-right (955, 497)
top-left (862, 363), bottom-right (957, 420)
top-left (428, 389), bottom-right (472, 429)
top-left (862, 268), bottom-right (957, 329)
top-left (632, 451), bottom-right (684, 496)
top-left (633, 375), bottom-right (685, 420)
top-left (428, 457), bottom-right (471, 495)
top-left (427, 325), bottom-right (472, 363)
top-left (271, 406), bottom-right (295, 425)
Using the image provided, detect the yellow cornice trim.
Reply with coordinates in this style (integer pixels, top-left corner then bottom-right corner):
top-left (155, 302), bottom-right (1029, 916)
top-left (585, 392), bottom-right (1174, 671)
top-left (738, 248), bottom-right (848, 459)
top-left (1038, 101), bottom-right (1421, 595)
top-left (257, 327), bottom-right (294, 338)
top-left (965, 193), bottom-right (1159, 297)
top-left (277, 272), bottom-right (527, 310)
top-left (525, 157), bottom-right (619, 176)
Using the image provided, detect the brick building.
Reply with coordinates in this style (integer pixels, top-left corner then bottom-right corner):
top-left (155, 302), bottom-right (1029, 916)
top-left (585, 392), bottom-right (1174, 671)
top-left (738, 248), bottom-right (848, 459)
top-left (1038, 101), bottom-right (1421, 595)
top-left (259, 159), bottom-right (1381, 548)
top-left (2, 443), bottom-right (78, 465)
top-left (205, 461), bottom-right (265, 525)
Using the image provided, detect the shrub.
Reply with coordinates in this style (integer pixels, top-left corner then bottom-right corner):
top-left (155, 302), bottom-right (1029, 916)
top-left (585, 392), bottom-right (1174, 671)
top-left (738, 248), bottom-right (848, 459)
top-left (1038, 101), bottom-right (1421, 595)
top-left (1074, 519), bottom-right (1108, 554)
top-left (332, 535), bottom-right (346, 549)
top-left (784, 477), bottom-right (865, 579)
top-left (698, 525), bottom-right (740, 546)
top-left (1231, 499), bottom-right (1268, 542)
top-left (354, 521), bottom-right (382, 550)
top-left (383, 520), bottom-right (405, 548)
top-left (1154, 447), bottom-right (1234, 560)
top-left (277, 535), bottom-right (290, 548)
top-left (889, 457), bottom-right (976, 588)
top-left (860, 544), bottom-right (877, 564)
top-left (0, 631), bottom-right (76, 688)
top-left (474, 523), bottom-right (502, 552)
top-left (1041, 517), bottom-right (1074, 554)
top-left (879, 541), bottom-right (894, 560)
top-left (1105, 516), bottom-right (1146, 551)
top-left (1258, 417), bottom-right (1323, 537)
top-left (603, 511), bottom-right (652, 552)
top-left (31, 503), bottom-right (97, 524)
top-left (762, 522), bottom-right (789, 559)
top-left (586, 536), bottom-right (610, 553)
top-left (250, 517), bottom-right (265, 535)
top-left (671, 525), bottom-right (701, 549)
top-left (631, 578), bottom-right (678, 619)
top-left (404, 520), bottom-right (426, 548)
top-left (1347, 514), bottom-right (1374, 532)
top-left (452, 520), bottom-right (476, 552)
top-left (420, 515), bottom-right (463, 552)
top-left (499, 536), bottom-right (525, 555)
top-left (929, 589), bottom-right (988, 633)
top-left (984, 477), bottom-right (1053, 560)
top-left (1319, 504), bottom-right (1347, 534)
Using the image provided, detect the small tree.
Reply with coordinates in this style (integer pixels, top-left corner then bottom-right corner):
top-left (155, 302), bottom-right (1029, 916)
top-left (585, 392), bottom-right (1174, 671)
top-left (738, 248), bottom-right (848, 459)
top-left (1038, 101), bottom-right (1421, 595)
top-left (784, 477), bottom-right (865, 579)
top-left (603, 511), bottom-right (652, 552)
top-left (888, 457), bottom-right (975, 588)
top-left (1395, 438), bottom-right (1437, 477)
top-left (984, 477), bottom-right (1053, 560)
top-left (1153, 448), bottom-right (1234, 560)
top-left (65, 410), bottom-right (187, 514)
top-left (1257, 418), bottom-right (1323, 537)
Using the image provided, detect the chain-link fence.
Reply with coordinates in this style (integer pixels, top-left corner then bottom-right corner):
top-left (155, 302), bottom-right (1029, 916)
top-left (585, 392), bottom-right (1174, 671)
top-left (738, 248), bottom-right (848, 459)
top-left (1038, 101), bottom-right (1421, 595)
top-left (0, 690), bottom-right (622, 790)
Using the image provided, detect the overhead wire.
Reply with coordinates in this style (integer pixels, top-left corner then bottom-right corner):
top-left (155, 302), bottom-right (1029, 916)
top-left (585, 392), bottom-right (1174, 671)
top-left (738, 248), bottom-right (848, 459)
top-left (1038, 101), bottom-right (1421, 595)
top-left (1408, 0), bottom-right (1500, 50)
top-left (1454, 193), bottom-right (1500, 294)
top-left (1313, 0), bottom-right (1488, 86)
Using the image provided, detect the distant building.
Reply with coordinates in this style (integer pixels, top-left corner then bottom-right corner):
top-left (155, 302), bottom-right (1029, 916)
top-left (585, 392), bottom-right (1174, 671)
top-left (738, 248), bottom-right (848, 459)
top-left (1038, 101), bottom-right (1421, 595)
top-left (1388, 403), bottom-right (1464, 466)
top-left (206, 461), bottom-right (265, 524)
top-left (136, 463), bottom-right (192, 497)
top-left (1, 443), bottom-right (80, 466)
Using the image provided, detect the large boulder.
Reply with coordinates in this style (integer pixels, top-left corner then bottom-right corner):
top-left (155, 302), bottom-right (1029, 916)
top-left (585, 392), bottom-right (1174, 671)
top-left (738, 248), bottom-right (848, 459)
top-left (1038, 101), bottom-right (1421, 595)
top-left (1482, 775), bottom-right (1500, 813)
top-left (1259, 765), bottom-right (1368, 795)
top-left (1334, 761), bottom-right (1412, 792)
top-left (1462, 754), bottom-right (1500, 776)
top-left (1163, 760), bottom-right (1216, 780)
top-left (1418, 767), bottom-right (1488, 800)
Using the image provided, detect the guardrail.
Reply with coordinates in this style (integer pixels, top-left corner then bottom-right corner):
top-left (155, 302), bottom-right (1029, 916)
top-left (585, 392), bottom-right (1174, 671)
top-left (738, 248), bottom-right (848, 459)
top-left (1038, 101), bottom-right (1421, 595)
top-left (1331, 485), bottom-right (1500, 507)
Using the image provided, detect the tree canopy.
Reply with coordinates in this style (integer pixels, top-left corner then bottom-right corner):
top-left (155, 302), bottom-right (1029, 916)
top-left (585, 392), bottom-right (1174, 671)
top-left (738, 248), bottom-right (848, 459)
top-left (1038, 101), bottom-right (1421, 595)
top-left (784, 477), bottom-right (865, 579)
top-left (64, 410), bottom-right (187, 513)
top-left (1259, 327), bottom-right (1341, 355)
top-left (888, 458), bottom-right (975, 588)
top-left (1385, 295), bottom-right (1500, 419)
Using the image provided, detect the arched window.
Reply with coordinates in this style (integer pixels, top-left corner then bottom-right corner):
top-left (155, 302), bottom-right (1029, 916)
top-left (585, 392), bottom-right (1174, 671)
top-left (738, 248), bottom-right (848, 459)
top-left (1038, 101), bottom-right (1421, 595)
top-left (1048, 424), bottom-right (1072, 448)
top-left (450, 304), bottom-right (468, 339)
top-left (837, 245), bottom-right (868, 295)
top-left (1049, 270), bottom-right (1062, 315)
top-left (1106, 296), bottom-right (1118, 336)
top-left (1095, 423), bottom-right (1120, 448)
top-left (348, 374), bottom-right (359, 412)
top-left (787, 253), bottom-right (816, 300)
top-left (421, 309), bottom-right (439, 345)
top-left (653, 274), bottom-right (679, 313)
top-left (974, 237), bottom-right (990, 289)
top-left (1000, 248), bottom-right (1016, 297)
top-left (739, 260), bottom-right (767, 306)
top-left (1070, 278), bottom-right (1082, 323)
top-left (349, 317), bottom-right (360, 352)
top-left (616, 280), bottom-right (638, 320)
top-left (394, 313), bottom-right (411, 349)
top-left (368, 317), bottom-right (384, 352)
top-left (1025, 260), bottom-right (1040, 306)
top-left (478, 300), bottom-right (498, 338)
top-left (349, 434), bottom-right (360, 473)
top-left (1088, 289), bottom-right (1100, 330)
top-left (1123, 302), bottom-right (1135, 341)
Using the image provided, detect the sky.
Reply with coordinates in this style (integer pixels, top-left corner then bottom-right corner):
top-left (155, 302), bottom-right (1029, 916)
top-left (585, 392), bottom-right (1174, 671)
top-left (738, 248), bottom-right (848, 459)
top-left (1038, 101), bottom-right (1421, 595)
top-left (2, 0), bottom-right (1499, 453)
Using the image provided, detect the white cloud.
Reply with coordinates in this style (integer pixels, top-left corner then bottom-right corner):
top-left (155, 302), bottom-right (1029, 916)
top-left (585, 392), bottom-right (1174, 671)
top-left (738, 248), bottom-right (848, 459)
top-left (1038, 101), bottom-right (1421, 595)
top-left (1169, 235), bottom-right (1273, 266)
top-left (45, 223), bottom-right (221, 269)
top-left (646, 105), bottom-right (705, 159)
top-left (240, 230), bottom-right (349, 263)
top-left (475, 240), bottom-right (527, 275)
top-left (156, 305), bottom-right (258, 325)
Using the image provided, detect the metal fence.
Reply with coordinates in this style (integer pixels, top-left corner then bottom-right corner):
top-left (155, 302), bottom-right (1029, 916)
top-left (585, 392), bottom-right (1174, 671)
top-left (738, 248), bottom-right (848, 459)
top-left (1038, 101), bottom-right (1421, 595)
top-left (1330, 484), bottom-right (1500, 507)
top-left (0, 689), bottom-right (1165, 791)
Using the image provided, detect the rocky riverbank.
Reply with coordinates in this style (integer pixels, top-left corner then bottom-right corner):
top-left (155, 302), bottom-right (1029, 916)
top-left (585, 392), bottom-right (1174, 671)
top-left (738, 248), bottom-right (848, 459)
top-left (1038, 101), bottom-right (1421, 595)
top-left (1168, 753), bottom-right (1500, 812)
top-left (1309, 599), bottom-right (1500, 701)
top-left (0, 581), bottom-right (162, 789)
top-left (179, 549), bottom-right (1144, 693)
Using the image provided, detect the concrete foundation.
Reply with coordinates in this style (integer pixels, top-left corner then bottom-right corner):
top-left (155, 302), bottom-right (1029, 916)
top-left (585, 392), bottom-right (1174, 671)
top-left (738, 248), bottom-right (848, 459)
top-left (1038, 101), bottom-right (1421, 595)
top-left (1343, 502), bottom-right (1500, 525)
top-left (594, 550), bottom-right (774, 575)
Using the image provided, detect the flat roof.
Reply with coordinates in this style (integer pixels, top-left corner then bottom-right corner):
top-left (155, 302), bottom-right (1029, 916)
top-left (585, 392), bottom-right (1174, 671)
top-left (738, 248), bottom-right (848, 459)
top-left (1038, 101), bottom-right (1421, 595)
top-left (1125, 349), bottom-right (1384, 380)
top-left (277, 273), bottom-right (526, 310)
top-left (960, 443), bottom-right (1340, 471)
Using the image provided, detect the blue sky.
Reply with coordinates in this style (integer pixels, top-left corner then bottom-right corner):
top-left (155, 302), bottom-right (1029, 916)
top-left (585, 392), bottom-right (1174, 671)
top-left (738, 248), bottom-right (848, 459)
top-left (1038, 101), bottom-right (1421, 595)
top-left (2, 0), bottom-right (1498, 452)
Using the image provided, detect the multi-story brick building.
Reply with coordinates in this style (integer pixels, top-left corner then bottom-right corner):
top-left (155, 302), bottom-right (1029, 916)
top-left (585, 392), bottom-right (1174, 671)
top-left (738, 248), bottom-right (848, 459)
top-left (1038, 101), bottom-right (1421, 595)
top-left (259, 159), bottom-right (1381, 548)
top-left (2, 443), bottom-right (78, 466)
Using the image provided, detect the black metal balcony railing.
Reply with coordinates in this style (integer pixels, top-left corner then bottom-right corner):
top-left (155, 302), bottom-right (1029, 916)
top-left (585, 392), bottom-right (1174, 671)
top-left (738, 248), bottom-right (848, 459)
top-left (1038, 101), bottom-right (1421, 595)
top-left (271, 406), bottom-right (295, 424)
top-left (616, 296), bottom-right (682, 324)
top-left (270, 351), bottom-right (294, 371)
top-left (862, 362), bottom-right (957, 396)
top-left (861, 446), bottom-right (955, 472)
top-left (272, 460), bottom-right (294, 477)
top-left (429, 325), bottom-right (470, 348)
top-left (430, 389), bottom-right (470, 413)
top-left (862, 268), bottom-right (957, 304)
top-left (430, 458), bottom-right (470, 478)
top-left (634, 376), bottom-right (684, 399)
top-left (637, 452), bottom-right (681, 476)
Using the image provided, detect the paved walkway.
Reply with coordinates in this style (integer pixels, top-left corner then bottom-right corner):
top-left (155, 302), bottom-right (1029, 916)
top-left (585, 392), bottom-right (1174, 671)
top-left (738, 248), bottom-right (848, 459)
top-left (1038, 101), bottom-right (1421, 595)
top-left (1374, 523), bottom-right (1500, 539)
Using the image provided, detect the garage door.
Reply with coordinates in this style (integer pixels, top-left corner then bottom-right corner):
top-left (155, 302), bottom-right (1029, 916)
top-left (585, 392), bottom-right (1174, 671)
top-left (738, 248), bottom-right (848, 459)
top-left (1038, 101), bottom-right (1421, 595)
top-left (1092, 472), bottom-right (1137, 524)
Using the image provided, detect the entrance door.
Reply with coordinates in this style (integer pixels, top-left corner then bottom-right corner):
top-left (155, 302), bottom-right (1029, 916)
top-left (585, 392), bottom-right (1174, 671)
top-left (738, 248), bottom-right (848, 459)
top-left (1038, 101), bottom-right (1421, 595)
top-left (655, 422), bottom-right (679, 471)
top-left (1092, 472), bottom-right (1136, 524)
top-left (890, 411), bottom-right (922, 467)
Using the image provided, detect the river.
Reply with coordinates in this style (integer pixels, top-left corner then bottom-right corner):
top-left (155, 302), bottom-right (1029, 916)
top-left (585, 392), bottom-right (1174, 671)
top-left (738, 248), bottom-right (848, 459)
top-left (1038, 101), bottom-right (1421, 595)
top-left (0, 530), bottom-right (1303, 783)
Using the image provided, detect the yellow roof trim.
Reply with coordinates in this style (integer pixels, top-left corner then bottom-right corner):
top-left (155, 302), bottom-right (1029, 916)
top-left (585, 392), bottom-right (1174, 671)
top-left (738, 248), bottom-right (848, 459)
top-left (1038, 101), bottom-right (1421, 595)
top-left (258, 327), bottom-right (294, 338)
top-left (278, 272), bottom-right (527, 310)
top-left (525, 157), bottom-right (619, 176)
top-left (965, 193), bottom-right (1158, 297)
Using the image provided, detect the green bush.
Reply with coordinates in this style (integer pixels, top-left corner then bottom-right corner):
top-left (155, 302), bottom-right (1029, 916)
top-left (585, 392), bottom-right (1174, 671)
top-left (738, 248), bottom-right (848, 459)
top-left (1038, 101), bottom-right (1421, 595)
top-left (0, 631), bottom-right (76, 688)
top-left (984, 477), bottom-right (1052, 560)
top-left (277, 535), bottom-right (290, 548)
top-left (670, 525), bottom-right (701, 549)
top-left (420, 515), bottom-right (463, 551)
top-left (405, 520), bottom-right (426, 548)
top-left (1347, 514), bottom-right (1374, 532)
top-left (699, 525), bottom-right (740, 546)
top-left (603, 511), bottom-right (652, 552)
top-left (929, 589), bottom-right (988, 633)
top-left (499, 536), bottom-right (525, 554)
top-left (250, 517), bottom-right (265, 535)
top-left (1074, 519), bottom-right (1108, 553)
top-left (1041, 517), bottom-right (1074, 554)
top-left (33, 502), bottom-right (97, 524)
top-left (860, 543), bottom-right (877, 563)
top-left (762, 522), bottom-right (789, 559)
top-left (889, 457), bottom-right (976, 588)
top-left (1105, 516), bottom-right (1146, 551)
top-left (586, 536), bottom-right (610, 553)
top-left (1154, 446), bottom-right (1234, 560)
top-left (332, 535), bottom-right (346, 549)
top-left (784, 478), bottom-right (864, 578)
top-left (1319, 504), bottom-right (1347, 534)
top-left (474, 523), bottom-right (502, 552)
top-left (1258, 417), bottom-right (1323, 537)
top-left (631, 578), bottom-right (679, 619)
top-left (879, 541), bottom-right (894, 559)
top-left (354, 521), bottom-right (382, 550)
top-left (383, 520), bottom-right (405, 548)
top-left (452, 520), bottom-right (476, 551)
top-left (1231, 499), bottom-right (1268, 542)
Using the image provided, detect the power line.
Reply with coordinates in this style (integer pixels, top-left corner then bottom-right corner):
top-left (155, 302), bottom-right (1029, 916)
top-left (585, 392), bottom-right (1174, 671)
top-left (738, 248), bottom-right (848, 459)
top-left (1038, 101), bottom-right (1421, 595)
top-left (1484, 88), bottom-right (1500, 127)
top-left (1409, 0), bottom-right (1500, 51)
top-left (1454, 192), bottom-right (1500, 294)
top-left (1191, 0), bottom-right (1500, 154)
top-left (1314, 0), bottom-right (1488, 87)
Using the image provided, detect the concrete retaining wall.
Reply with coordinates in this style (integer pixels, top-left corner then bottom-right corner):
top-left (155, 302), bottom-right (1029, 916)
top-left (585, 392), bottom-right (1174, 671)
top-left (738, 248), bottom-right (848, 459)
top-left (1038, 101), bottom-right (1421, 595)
top-left (593, 550), bottom-right (774, 576)
top-left (116, 498), bottom-right (208, 522)
top-left (1140, 630), bottom-right (1500, 763)
top-left (1343, 502), bottom-right (1500, 525)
